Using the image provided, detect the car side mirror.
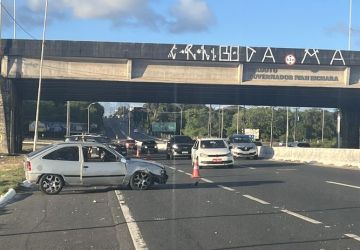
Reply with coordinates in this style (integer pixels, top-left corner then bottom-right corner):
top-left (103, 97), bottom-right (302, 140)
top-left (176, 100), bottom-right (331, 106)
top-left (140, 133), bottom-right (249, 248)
top-left (120, 158), bottom-right (127, 164)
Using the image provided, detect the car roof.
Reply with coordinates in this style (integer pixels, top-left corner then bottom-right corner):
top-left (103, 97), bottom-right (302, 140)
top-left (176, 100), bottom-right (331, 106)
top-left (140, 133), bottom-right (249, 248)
top-left (198, 138), bottom-right (225, 141)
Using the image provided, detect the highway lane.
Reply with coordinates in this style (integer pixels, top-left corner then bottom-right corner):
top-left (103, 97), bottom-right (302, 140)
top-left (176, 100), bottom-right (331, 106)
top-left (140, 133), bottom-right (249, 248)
top-left (118, 158), bottom-right (360, 249)
top-left (0, 157), bottom-right (359, 249)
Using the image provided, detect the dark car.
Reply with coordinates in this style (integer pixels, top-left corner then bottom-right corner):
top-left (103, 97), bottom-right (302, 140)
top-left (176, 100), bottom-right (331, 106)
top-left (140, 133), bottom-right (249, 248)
top-left (108, 143), bottom-right (127, 156)
top-left (288, 141), bottom-right (311, 147)
top-left (125, 139), bottom-right (137, 150)
top-left (140, 140), bottom-right (158, 154)
top-left (166, 135), bottom-right (194, 159)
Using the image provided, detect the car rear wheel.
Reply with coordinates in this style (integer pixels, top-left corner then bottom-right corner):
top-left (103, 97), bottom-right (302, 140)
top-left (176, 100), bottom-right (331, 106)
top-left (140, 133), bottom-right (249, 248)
top-left (130, 171), bottom-right (153, 190)
top-left (39, 174), bottom-right (64, 195)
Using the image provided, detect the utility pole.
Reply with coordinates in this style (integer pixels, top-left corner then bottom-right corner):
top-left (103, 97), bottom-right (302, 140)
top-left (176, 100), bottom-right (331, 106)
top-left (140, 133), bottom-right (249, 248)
top-left (33, 0), bottom-right (48, 151)
top-left (221, 107), bottom-right (224, 138)
top-left (208, 105), bottom-right (212, 137)
top-left (236, 105), bottom-right (240, 134)
top-left (286, 107), bottom-right (289, 147)
top-left (293, 108), bottom-right (297, 141)
top-left (13, 0), bottom-right (16, 39)
top-left (270, 107), bottom-right (274, 147)
top-left (321, 109), bottom-right (325, 142)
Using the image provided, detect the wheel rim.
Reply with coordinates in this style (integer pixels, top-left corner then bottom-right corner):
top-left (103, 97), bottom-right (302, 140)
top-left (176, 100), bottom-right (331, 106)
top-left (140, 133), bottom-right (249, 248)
top-left (41, 175), bottom-right (62, 193)
top-left (132, 172), bottom-right (151, 189)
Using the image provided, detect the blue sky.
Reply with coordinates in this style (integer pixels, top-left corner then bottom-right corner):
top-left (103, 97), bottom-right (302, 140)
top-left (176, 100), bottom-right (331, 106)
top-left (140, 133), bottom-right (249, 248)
top-left (1, 0), bottom-right (359, 50)
top-left (1, 0), bottom-right (359, 114)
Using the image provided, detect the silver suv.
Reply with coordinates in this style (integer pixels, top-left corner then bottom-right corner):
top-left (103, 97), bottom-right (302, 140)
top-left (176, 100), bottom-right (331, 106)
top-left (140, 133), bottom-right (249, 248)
top-left (228, 134), bottom-right (258, 159)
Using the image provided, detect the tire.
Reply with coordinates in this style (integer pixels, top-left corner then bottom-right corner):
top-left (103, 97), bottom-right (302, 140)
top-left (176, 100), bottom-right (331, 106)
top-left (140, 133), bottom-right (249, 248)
top-left (129, 171), bottom-right (153, 190)
top-left (253, 155), bottom-right (258, 160)
top-left (228, 164), bottom-right (234, 168)
top-left (166, 153), bottom-right (170, 159)
top-left (39, 174), bottom-right (64, 195)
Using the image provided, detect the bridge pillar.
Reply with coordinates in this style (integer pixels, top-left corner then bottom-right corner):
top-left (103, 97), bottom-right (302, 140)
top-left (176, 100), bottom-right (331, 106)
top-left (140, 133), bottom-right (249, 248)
top-left (0, 78), bottom-right (22, 154)
top-left (340, 108), bottom-right (360, 149)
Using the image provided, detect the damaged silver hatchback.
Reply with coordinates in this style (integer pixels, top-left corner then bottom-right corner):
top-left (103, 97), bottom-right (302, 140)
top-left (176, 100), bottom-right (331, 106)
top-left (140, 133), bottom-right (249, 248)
top-left (24, 142), bottom-right (168, 194)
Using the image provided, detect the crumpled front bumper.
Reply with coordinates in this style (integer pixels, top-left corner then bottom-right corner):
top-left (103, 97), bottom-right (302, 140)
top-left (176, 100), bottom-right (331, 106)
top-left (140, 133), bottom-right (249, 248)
top-left (153, 171), bottom-right (168, 184)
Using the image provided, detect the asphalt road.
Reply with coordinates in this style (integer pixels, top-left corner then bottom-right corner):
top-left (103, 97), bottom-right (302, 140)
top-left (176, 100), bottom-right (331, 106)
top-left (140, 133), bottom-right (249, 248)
top-left (1, 156), bottom-right (359, 250)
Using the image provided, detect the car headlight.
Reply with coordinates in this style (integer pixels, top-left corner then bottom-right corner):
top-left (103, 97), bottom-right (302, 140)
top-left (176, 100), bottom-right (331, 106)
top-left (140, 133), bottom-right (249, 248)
top-left (172, 144), bottom-right (178, 149)
top-left (200, 153), bottom-right (207, 157)
top-left (144, 146), bottom-right (148, 148)
top-left (154, 145), bottom-right (157, 148)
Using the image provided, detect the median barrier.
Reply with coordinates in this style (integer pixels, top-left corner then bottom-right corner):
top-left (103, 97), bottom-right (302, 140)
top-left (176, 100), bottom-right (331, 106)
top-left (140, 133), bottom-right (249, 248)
top-left (270, 147), bottom-right (360, 168)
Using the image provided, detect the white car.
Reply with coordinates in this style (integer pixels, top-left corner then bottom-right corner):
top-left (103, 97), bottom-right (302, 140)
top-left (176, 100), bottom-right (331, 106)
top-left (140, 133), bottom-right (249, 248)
top-left (24, 141), bottom-right (168, 194)
top-left (228, 134), bottom-right (258, 159)
top-left (191, 138), bottom-right (234, 168)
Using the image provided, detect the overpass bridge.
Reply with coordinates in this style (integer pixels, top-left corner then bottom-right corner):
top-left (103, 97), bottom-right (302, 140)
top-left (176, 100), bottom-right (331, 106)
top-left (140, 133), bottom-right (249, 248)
top-left (1, 39), bottom-right (360, 154)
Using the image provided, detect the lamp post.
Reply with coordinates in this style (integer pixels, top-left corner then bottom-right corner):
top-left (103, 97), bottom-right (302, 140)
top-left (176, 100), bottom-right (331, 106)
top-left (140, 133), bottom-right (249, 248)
top-left (270, 107), bottom-right (274, 147)
top-left (286, 107), bottom-right (289, 147)
top-left (87, 102), bottom-right (96, 134)
top-left (174, 104), bottom-right (183, 135)
top-left (33, 0), bottom-right (48, 151)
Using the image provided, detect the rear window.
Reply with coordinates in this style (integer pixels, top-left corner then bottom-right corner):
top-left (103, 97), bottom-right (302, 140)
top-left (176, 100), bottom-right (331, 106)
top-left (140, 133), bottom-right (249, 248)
top-left (28, 144), bottom-right (54, 158)
top-left (200, 140), bottom-right (226, 149)
top-left (173, 136), bottom-right (193, 143)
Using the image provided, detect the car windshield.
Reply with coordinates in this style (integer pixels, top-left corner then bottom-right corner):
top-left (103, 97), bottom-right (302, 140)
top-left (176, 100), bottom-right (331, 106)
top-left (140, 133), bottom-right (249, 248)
top-left (143, 140), bottom-right (156, 145)
top-left (231, 136), bottom-right (253, 143)
top-left (200, 140), bottom-right (226, 149)
top-left (174, 136), bottom-right (193, 143)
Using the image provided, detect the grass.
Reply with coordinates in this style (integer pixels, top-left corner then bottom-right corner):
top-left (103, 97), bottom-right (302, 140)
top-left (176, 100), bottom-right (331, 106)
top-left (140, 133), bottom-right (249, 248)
top-left (0, 156), bottom-right (25, 196)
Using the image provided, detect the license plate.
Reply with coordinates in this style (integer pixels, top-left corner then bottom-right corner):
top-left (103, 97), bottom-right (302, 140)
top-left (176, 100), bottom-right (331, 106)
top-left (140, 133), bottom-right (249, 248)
top-left (212, 158), bottom-right (222, 163)
top-left (182, 151), bottom-right (188, 154)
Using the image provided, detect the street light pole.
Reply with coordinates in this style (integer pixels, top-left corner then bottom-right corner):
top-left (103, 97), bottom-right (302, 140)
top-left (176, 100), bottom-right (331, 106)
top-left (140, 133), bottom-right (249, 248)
top-left (87, 102), bottom-right (96, 134)
top-left (321, 109), bottom-right (325, 142)
top-left (286, 107), bottom-right (289, 147)
top-left (270, 107), bottom-right (274, 147)
top-left (236, 105), bottom-right (240, 134)
top-left (33, 0), bottom-right (48, 151)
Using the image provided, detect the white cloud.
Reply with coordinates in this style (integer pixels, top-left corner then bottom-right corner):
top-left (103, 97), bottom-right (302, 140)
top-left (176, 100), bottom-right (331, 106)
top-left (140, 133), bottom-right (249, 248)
top-left (169, 0), bottom-right (216, 33)
top-left (21, 0), bottom-right (215, 33)
top-left (25, 0), bottom-right (165, 30)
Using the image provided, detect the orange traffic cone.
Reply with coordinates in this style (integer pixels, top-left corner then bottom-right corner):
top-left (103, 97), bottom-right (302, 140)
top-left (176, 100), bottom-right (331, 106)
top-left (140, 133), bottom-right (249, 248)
top-left (136, 148), bottom-right (140, 158)
top-left (192, 158), bottom-right (200, 178)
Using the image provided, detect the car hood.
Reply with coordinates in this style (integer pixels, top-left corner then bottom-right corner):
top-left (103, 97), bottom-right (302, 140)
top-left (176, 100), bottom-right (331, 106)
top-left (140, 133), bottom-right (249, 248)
top-left (126, 158), bottom-right (164, 170)
top-left (199, 148), bottom-right (230, 155)
top-left (231, 142), bottom-right (256, 148)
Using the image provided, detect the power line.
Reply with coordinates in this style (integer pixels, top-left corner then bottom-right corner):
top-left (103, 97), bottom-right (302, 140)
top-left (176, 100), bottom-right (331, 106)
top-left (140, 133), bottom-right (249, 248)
top-left (1, 3), bottom-right (36, 40)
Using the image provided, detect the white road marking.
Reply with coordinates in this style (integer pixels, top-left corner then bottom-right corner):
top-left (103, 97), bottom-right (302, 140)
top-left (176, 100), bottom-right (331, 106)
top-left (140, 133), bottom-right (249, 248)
top-left (114, 190), bottom-right (148, 250)
top-left (281, 209), bottom-right (322, 224)
top-left (168, 166), bottom-right (176, 170)
top-left (177, 170), bottom-right (185, 173)
top-left (243, 194), bottom-right (270, 205)
top-left (201, 178), bottom-right (214, 183)
top-left (344, 233), bottom-right (360, 242)
top-left (249, 167), bottom-right (256, 170)
top-left (325, 181), bottom-right (360, 189)
top-left (184, 173), bottom-right (192, 177)
top-left (276, 169), bottom-right (297, 171)
top-left (217, 185), bottom-right (235, 191)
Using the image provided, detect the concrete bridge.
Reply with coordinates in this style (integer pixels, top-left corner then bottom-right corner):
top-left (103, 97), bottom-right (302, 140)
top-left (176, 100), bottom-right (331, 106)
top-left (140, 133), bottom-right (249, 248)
top-left (1, 39), bottom-right (360, 154)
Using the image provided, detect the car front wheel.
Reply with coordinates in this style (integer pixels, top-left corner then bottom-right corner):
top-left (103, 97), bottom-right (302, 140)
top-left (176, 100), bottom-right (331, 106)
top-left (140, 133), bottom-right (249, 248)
top-left (39, 174), bottom-right (64, 195)
top-left (130, 171), bottom-right (153, 190)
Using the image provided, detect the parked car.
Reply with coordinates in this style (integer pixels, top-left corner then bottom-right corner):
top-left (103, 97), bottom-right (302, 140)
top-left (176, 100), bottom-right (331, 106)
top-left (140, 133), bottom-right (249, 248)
top-left (288, 141), bottom-right (311, 147)
top-left (24, 142), bottom-right (168, 194)
top-left (228, 134), bottom-right (258, 159)
top-left (108, 143), bottom-right (127, 156)
top-left (125, 139), bottom-right (137, 150)
top-left (166, 135), bottom-right (194, 159)
top-left (191, 138), bottom-right (234, 168)
top-left (140, 140), bottom-right (158, 154)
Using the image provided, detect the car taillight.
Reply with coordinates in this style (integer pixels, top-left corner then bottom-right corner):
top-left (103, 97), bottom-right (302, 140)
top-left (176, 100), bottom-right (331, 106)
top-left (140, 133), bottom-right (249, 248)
top-left (26, 161), bottom-right (32, 171)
